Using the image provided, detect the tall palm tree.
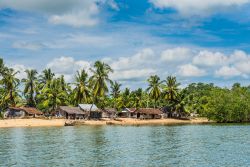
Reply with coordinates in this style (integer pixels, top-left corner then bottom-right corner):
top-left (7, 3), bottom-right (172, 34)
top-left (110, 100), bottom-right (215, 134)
top-left (110, 81), bottom-right (121, 99)
top-left (39, 68), bottom-right (55, 89)
top-left (89, 61), bottom-right (113, 103)
top-left (0, 68), bottom-right (20, 106)
top-left (40, 78), bottom-right (67, 112)
top-left (22, 69), bottom-right (38, 107)
top-left (131, 88), bottom-right (144, 109)
top-left (0, 58), bottom-right (6, 75)
top-left (121, 87), bottom-right (130, 108)
top-left (162, 76), bottom-right (180, 117)
top-left (146, 75), bottom-right (162, 108)
top-left (163, 76), bottom-right (180, 102)
top-left (73, 69), bottom-right (91, 105)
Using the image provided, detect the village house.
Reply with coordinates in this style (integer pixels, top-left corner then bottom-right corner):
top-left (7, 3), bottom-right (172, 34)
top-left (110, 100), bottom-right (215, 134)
top-left (102, 108), bottom-right (117, 119)
top-left (117, 108), bottom-right (136, 118)
top-left (133, 108), bottom-right (163, 119)
top-left (79, 104), bottom-right (102, 119)
top-left (57, 106), bottom-right (86, 119)
top-left (4, 107), bottom-right (43, 118)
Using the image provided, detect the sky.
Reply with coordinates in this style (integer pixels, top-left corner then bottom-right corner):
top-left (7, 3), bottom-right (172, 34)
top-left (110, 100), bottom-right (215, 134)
top-left (1, 0), bottom-right (250, 89)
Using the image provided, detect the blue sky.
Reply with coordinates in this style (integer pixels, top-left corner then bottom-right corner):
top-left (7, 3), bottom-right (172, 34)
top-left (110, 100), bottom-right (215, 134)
top-left (1, 0), bottom-right (250, 89)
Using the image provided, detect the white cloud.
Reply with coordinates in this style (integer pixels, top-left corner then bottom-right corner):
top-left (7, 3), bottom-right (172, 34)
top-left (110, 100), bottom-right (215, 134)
top-left (193, 50), bottom-right (227, 66)
top-left (109, 48), bottom-right (156, 70)
top-left (0, 0), bottom-right (117, 27)
top-left (48, 4), bottom-right (99, 27)
top-left (161, 47), bottom-right (192, 62)
top-left (215, 66), bottom-right (242, 78)
top-left (10, 64), bottom-right (28, 80)
top-left (110, 69), bottom-right (156, 81)
top-left (150, 0), bottom-right (250, 16)
top-left (235, 61), bottom-right (250, 74)
top-left (178, 64), bottom-right (206, 77)
top-left (47, 56), bottom-right (91, 82)
top-left (12, 41), bottom-right (44, 50)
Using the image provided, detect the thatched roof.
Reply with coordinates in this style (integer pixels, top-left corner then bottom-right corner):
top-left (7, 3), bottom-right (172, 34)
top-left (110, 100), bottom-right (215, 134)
top-left (58, 106), bottom-right (85, 115)
top-left (134, 108), bottom-right (163, 115)
top-left (9, 107), bottom-right (43, 115)
top-left (103, 108), bottom-right (117, 113)
top-left (79, 104), bottom-right (100, 112)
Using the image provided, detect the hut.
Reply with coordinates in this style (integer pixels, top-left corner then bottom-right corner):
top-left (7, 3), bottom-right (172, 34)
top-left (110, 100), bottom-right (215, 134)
top-left (4, 107), bottom-right (43, 118)
top-left (79, 104), bottom-right (102, 119)
top-left (102, 108), bottom-right (117, 119)
top-left (134, 108), bottom-right (163, 119)
top-left (117, 108), bottom-right (136, 118)
top-left (57, 106), bottom-right (86, 119)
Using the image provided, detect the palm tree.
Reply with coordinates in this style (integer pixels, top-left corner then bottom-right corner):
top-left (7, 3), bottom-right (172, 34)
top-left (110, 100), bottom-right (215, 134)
top-left (0, 58), bottom-right (6, 75)
top-left (39, 78), bottom-right (67, 112)
top-left (162, 76), bottom-right (180, 117)
top-left (89, 61), bottom-right (113, 103)
top-left (163, 76), bottom-right (180, 102)
top-left (22, 69), bottom-right (38, 107)
top-left (146, 75), bottom-right (162, 108)
top-left (110, 81), bottom-right (121, 99)
top-left (0, 68), bottom-right (20, 106)
top-left (131, 88), bottom-right (144, 109)
top-left (73, 69), bottom-right (91, 105)
top-left (119, 87), bottom-right (131, 108)
top-left (39, 68), bottom-right (55, 89)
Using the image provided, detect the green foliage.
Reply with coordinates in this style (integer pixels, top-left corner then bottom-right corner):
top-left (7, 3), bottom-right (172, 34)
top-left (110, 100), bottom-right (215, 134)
top-left (0, 57), bottom-right (250, 122)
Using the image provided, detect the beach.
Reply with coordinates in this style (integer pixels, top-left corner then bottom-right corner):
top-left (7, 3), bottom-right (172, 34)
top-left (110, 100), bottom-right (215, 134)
top-left (0, 118), bottom-right (211, 128)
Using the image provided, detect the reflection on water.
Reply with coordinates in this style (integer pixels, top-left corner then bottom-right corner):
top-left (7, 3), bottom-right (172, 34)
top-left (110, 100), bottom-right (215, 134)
top-left (0, 125), bottom-right (250, 167)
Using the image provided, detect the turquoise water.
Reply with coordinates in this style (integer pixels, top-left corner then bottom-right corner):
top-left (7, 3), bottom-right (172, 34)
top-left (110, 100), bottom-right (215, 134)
top-left (0, 125), bottom-right (249, 167)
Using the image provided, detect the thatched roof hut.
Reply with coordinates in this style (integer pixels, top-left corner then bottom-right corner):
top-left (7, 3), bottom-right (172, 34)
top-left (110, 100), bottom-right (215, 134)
top-left (133, 108), bottom-right (163, 119)
top-left (58, 106), bottom-right (85, 115)
top-left (102, 108), bottom-right (117, 118)
top-left (5, 107), bottom-right (43, 118)
top-left (57, 106), bottom-right (85, 119)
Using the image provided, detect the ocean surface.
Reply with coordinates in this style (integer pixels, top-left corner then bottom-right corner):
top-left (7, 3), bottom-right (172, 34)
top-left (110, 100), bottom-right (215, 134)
top-left (0, 124), bottom-right (249, 167)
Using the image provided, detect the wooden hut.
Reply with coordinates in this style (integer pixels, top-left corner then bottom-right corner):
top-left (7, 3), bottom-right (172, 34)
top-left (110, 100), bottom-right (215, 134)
top-left (57, 106), bottom-right (86, 119)
top-left (79, 104), bottom-right (102, 119)
top-left (117, 108), bottom-right (136, 118)
top-left (102, 108), bottom-right (117, 119)
top-left (133, 108), bottom-right (163, 119)
top-left (4, 107), bottom-right (43, 118)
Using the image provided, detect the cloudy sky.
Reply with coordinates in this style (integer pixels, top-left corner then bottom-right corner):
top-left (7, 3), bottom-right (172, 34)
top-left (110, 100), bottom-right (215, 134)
top-left (1, 0), bottom-right (250, 89)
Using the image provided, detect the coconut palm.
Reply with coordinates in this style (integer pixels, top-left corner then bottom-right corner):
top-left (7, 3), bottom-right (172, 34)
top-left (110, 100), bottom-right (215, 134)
top-left (131, 88), bottom-right (144, 109)
top-left (110, 81), bottom-right (121, 99)
top-left (163, 76), bottom-right (180, 102)
top-left (0, 58), bottom-right (6, 75)
top-left (121, 87), bottom-right (131, 108)
top-left (89, 61), bottom-right (113, 102)
top-left (39, 68), bottom-right (55, 89)
top-left (146, 75), bottom-right (162, 108)
top-left (73, 69), bottom-right (91, 105)
top-left (0, 68), bottom-right (20, 106)
top-left (22, 69), bottom-right (38, 107)
top-left (39, 78), bottom-right (67, 112)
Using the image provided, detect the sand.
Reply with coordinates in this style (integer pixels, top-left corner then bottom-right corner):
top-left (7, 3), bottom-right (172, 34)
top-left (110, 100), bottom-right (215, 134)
top-left (0, 118), bottom-right (212, 128)
top-left (0, 119), bottom-right (65, 128)
top-left (79, 118), bottom-right (211, 126)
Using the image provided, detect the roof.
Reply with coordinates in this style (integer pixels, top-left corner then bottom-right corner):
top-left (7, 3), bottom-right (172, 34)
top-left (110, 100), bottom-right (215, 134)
top-left (134, 108), bottom-right (163, 115)
top-left (121, 108), bottom-right (136, 113)
top-left (58, 106), bottom-right (85, 115)
top-left (103, 108), bottom-right (117, 113)
top-left (9, 107), bottom-right (43, 115)
top-left (78, 104), bottom-right (100, 112)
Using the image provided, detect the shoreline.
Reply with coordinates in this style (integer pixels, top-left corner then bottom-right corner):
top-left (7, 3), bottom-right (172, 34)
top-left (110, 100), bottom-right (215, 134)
top-left (0, 118), bottom-right (213, 128)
